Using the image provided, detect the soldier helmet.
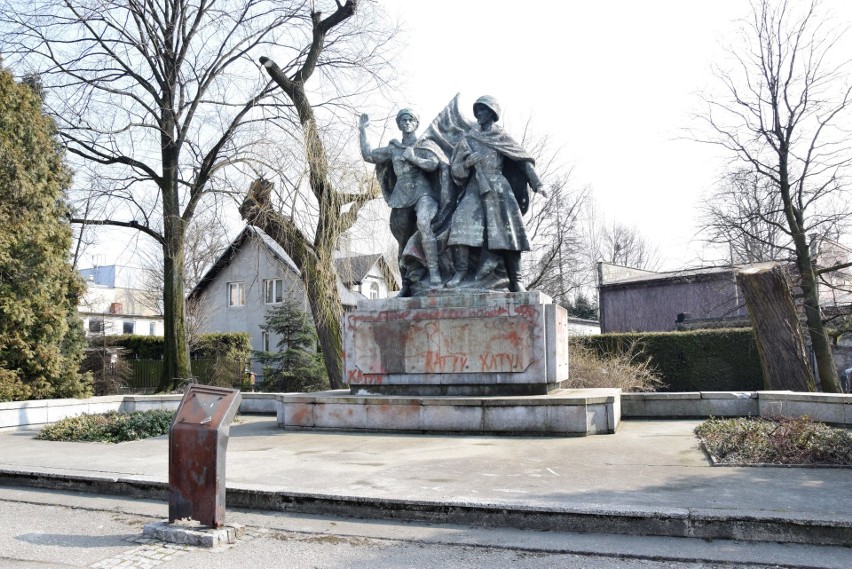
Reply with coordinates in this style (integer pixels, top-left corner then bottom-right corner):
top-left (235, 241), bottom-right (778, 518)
top-left (473, 96), bottom-right (501, 121)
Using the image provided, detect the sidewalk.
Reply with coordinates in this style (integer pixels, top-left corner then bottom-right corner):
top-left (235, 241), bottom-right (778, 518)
top-left (0, 416), bottom-right (849, 546)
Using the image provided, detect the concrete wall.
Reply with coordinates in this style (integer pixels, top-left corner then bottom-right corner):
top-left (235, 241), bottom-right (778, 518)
top-left (0, 394), bottom-right (278, 430)
top-left (622, 391), bottom-right (852, 425)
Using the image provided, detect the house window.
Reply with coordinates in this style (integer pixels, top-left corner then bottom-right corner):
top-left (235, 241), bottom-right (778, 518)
top-left (369, 282), bottom-right (380, 299)
top-left (228, 282), bottom-right (245, 307)
top-left (149, 322), bottom-right (156, 336)
top-left (123, 321), bottom-right (135, 334)
top-left (264, 279), bottom-right (284, 304)
top-left (88, 318), bottom-right (104, 333)
top-left (261, 332), bottom-right (271, 353)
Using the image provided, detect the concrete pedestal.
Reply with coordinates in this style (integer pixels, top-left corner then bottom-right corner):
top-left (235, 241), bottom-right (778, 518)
top-left (344, 290), bottom-right (569, 396)
top-left (276, 291), bottom-right (620, 436)
top-left (143, 520), bottom-right (244, 547)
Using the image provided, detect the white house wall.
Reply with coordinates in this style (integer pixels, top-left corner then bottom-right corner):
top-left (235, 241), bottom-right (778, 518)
top-left (196, 237), bottom-right (307, 381)
top-left (80, 314), bottom-right (163, 337)
top-left (358, 264), bottom-right (391, 299)
top-left (79, 282), bottom-right (164, 337)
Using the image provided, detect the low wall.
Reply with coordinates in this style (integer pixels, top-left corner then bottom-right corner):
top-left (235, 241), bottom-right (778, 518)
top-left (623, 391), bottom-right (852, 425)
top-left (1, 391), bottom-right (849, 430)
top-left (0, 393), bottom-right (279, 430)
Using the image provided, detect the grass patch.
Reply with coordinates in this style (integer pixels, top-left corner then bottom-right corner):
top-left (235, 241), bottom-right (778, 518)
top-left (36, 410), bottom-right (175, 443)
top-left (695, 416), bottom-right (852, 466)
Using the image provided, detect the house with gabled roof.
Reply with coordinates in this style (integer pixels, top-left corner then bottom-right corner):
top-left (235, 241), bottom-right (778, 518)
top-left (187, 225), bottom-right (395, 382)
top-left (334, 253), bottom-right (399, 300)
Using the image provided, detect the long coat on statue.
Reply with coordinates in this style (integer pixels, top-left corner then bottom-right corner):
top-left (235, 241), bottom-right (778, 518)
top-left (448, 124), bottom-right (537, 252)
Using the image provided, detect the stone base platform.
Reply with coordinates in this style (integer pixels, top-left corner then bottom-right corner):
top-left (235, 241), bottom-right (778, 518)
top-left (143, 520), bottom-right (244, 547)
top-left (276, 388), bottom-right (621, 436)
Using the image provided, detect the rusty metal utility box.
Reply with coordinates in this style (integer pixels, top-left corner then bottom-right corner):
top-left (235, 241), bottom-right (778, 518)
top-left (169, 384), bottom-right (241, 527)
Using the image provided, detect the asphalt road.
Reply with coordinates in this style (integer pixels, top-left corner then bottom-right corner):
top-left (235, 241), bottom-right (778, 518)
top-left (1, 487), bottom-right (848, 569)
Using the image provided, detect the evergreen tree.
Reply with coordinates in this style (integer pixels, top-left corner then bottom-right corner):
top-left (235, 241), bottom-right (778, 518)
top-left (255, 296), bottom-right (328, 393)
top-left (0, 67), bottom-right (91, 401)
top-left (570, 292), bottom-right (598, 320)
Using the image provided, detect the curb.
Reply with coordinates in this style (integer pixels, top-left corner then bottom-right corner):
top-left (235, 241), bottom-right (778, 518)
top-left (1, 468), bottom-right (849, 547)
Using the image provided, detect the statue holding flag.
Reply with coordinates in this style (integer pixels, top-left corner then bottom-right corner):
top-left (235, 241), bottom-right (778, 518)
top-left (359, 94), bottom-right (544, 295)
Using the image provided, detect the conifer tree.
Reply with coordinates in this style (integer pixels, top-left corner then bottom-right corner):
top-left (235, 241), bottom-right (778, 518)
top-left (570, 293), bottom-right (598, 320)
top-left (255, 296), bottom-right (328, 393)
top-left (0, 66), bottom-right (90, 401)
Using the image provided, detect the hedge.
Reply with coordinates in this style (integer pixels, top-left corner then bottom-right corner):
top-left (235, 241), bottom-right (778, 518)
top-left (193, 333), bottom-right (252, 360)
top-left (97, 335), bottom-right (164, 359)
top-left (96, 333), bottom-right (252, 361)
top-left (570, 328), bottom-right (764, 392)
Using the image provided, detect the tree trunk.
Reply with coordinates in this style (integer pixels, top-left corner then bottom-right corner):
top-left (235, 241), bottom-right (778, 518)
top-left (304, 249), bottom-right (343, 389)
top-left (794, 242), bottom-right (843, 393)
top-left (736, 263), bottom-right (815, 392)
top-left (157, 143), bottom-right (192, 391)
top-left (159, 236), bottom-right (192, 391)
top-left (251, 2), bottom-right (360, 390)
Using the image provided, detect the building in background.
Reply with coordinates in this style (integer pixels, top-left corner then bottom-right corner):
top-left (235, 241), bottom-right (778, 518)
top-left (78, 265), bottom-right (163, 337)
top-left (188, 225), bottom-right (397, 382)
top-left (597, 254), bottom-right (852, 379)
top-left (597, 263), bottom-right (749, 334)
top-left (334, 253), bottom-right (399, 300)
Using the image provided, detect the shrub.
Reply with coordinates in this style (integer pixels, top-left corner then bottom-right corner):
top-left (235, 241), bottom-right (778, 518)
top-left (695, 416), bottom-right (852, 466)
top-left (0, 368), bottom-right (29, 402)
top-left (103, 335), bottom-right (165, 359)
top-left (90, 333), bottom-right (253, 391)
top-left (567, 340), bottom-right (664, 392)
top-left (81, 348), bottom-right (132, 395)
top-left (36, 410), bottom-right (175, 443)
top-left (0, 67), bottom-right (91, 402)
top-left (192, 333), bottom-right (252, 389)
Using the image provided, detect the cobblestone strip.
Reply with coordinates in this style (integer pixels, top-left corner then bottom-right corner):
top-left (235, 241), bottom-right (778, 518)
top-left (89, 538), bottom-right (191, 569)
top-left (89, 529), bottom-right (263, 568)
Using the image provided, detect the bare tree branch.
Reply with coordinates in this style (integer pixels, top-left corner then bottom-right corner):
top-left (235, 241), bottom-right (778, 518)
top-left (693, 0), bottom-right (852, 392)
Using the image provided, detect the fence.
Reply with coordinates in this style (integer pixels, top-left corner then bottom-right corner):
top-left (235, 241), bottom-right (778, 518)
top-left (105, 358), bottom-right (248, 392)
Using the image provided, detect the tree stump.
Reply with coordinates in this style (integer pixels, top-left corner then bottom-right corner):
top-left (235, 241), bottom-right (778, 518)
top-left (736, 263), bottom-right (815, 392)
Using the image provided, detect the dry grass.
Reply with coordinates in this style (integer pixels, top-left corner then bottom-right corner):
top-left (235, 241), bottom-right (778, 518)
top-left (567, 342), bottom-right (664, 392)
top-left (695, 416), bottom-right (852, 466)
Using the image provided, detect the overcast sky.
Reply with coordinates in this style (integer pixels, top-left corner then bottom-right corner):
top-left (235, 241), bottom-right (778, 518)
top-left (84, 0), bottom-right (852, 273)
top-left (376, 0), bottom-right (852, 271)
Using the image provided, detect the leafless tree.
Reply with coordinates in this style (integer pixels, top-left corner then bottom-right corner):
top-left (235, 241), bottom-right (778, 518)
top-left (598, 222), bottom-right (661, 271)
top-left (136, 207), bottom-right (231, 350)
top-left (138, 207), bottom-right (232, 311)
top-left (523, 171), bottom-right (590, 308)
top-left (701, 168), bottom-right (792, 263)
top-left (240, 1), bottom-right (395, 389)
top-left (693, 0), bottom-right (852, 392)
top-left (497, 123), bottom-right (590, 308)
top-left (577, 198), bottom-right (661, 281)
top-left (0, 0), bottom-right (394, 390)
